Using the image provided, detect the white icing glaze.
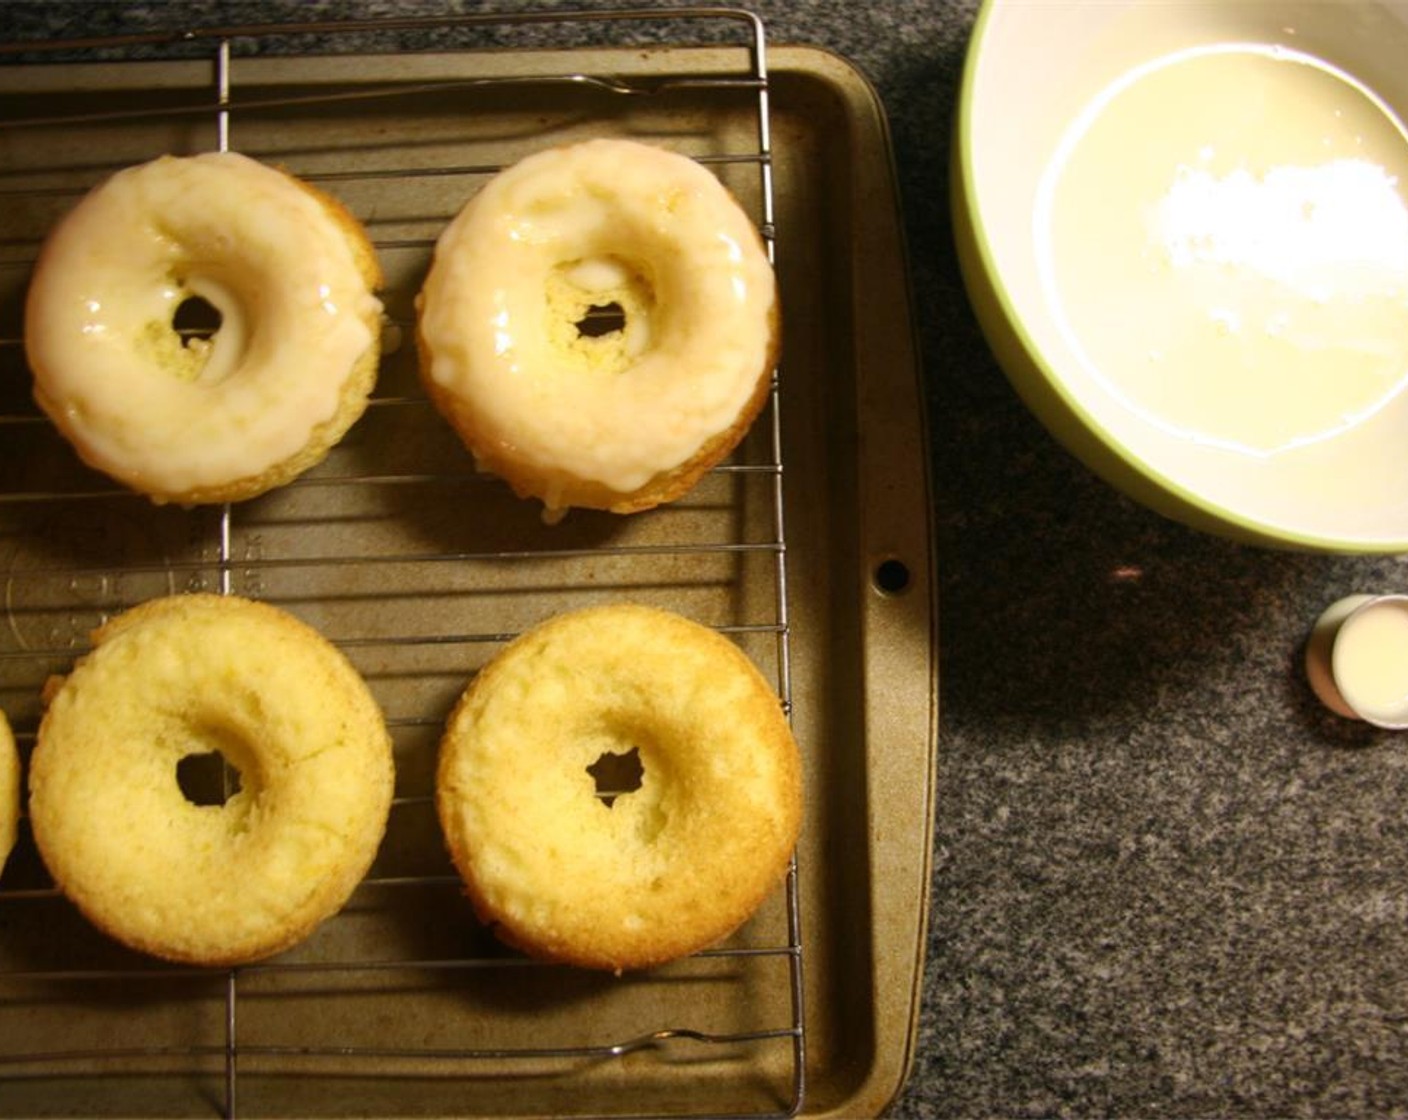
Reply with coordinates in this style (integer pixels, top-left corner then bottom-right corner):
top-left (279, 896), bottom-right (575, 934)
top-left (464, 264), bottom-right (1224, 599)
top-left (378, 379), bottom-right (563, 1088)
top-left (417, 139), bottom-right (777, 498)
top-left (24, 152), bottom-right (381, 497)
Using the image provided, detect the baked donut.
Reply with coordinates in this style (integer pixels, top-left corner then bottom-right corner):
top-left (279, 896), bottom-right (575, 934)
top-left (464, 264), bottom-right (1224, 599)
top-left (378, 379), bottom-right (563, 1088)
top-left (29, 594), bottom-right (394, 966)
top-left (436, 603), bottom-right (802, 972)
top-left (0, 709), bottom-right (19, 879)
top-left (416, 138), bottom-right (780, 518)
top-left (24, 152), bottom-right (384, 505)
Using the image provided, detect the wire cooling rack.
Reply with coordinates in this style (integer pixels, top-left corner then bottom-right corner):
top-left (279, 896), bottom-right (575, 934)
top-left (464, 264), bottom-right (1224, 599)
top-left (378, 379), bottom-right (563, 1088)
top-left (0, 9), bottom-right (804, 1118)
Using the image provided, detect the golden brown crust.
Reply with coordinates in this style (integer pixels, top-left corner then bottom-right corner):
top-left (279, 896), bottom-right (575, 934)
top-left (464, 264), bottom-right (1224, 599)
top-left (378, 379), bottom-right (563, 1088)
top-left (436, 603), bottom-right (803, 972)
top-left (29, 594), bottom-right (394, 966)
top-left (0, 710), bottom-right (18, 880)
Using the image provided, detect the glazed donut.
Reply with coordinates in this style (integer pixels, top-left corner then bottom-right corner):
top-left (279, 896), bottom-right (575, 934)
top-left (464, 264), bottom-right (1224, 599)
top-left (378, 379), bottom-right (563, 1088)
top-left (436, 604), bottom-right (803, 972)
top-left (24, 152), bottom-right (384, 505)
top-left (0, 710), bottom-right (18, 879)
top-left (416, 138), bottom-right (780, 518)
top-left (29, 594), bottom-right (394, 966)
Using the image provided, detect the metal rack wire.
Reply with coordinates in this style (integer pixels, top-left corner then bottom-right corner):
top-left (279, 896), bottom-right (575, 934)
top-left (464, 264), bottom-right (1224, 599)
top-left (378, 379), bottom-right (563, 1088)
top-left (0, 9), bottom-right (804, 1118)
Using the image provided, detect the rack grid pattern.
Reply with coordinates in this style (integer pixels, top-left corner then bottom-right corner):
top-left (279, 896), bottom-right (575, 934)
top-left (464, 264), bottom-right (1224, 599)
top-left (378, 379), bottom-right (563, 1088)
top-left (0, 9), bottom-right (805, 1118)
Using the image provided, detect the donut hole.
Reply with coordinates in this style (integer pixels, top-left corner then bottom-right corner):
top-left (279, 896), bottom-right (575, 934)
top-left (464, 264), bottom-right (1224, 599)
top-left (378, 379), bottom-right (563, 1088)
top-left (548, 257), bottom-right (654, 371)
top-left (585, 746), bottom-right (644, 808)
top-left (162, 275), bottom-right (248, 386)
top-left (172, 294), bottom-right (222, 348)
top-left (176, 749), bottom-right (242, 807)
top-left (576, 301), bottom-right (627, 338)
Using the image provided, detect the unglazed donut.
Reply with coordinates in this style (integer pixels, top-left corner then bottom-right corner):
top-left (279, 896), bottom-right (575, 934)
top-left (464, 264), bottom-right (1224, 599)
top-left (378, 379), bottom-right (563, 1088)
top-left (29, 594), bottom-right (394, 966)
top-left (436, 603), bottom-right (802, 972)
top-left (0, 710), bottom-right (18, 879)
top-left (25, 152), bottom-right (384, 505)
top-left (416, 138), bottom-right (780, 518)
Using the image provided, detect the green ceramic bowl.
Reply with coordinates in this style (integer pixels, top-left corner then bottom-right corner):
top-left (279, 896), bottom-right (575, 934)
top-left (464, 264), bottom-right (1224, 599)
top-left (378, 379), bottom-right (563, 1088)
top-left (953, 0), bottom-right (1408, 552)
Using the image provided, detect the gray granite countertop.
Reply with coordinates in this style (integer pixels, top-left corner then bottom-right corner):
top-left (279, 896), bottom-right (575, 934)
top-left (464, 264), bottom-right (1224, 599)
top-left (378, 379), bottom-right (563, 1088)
top-left (7, 2), bottom-right (1408, 1117)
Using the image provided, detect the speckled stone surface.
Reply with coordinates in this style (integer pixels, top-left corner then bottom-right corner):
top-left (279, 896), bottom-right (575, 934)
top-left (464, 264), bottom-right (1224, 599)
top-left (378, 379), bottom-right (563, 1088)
top-left (7, 2), bottom-right (1408, 1117)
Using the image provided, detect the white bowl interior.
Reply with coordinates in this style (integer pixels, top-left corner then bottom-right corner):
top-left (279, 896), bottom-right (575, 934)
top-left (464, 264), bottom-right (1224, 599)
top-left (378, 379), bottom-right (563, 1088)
top-left (967, 0), bottom-right (1408, 547)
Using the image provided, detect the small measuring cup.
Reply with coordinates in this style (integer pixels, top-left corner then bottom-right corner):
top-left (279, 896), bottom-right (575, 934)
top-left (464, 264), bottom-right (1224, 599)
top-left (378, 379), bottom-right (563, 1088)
top-left (1306, 594), bottom-right (1408, 729)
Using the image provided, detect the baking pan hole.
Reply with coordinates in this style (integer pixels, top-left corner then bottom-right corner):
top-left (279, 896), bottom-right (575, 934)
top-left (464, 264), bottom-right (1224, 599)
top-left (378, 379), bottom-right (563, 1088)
top-left (872, 557), bottom-right (912, 596)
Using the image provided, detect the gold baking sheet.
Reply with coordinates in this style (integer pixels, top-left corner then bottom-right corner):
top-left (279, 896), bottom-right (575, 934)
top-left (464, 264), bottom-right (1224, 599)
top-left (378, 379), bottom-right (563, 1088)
top-left (0, 28), bottom-right (935, 1120)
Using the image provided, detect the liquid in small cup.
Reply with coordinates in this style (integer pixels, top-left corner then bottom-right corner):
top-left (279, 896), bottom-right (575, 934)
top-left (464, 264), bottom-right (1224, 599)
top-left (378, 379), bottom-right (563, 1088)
top-left (1306, 594), bottom-right (1408, 727)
